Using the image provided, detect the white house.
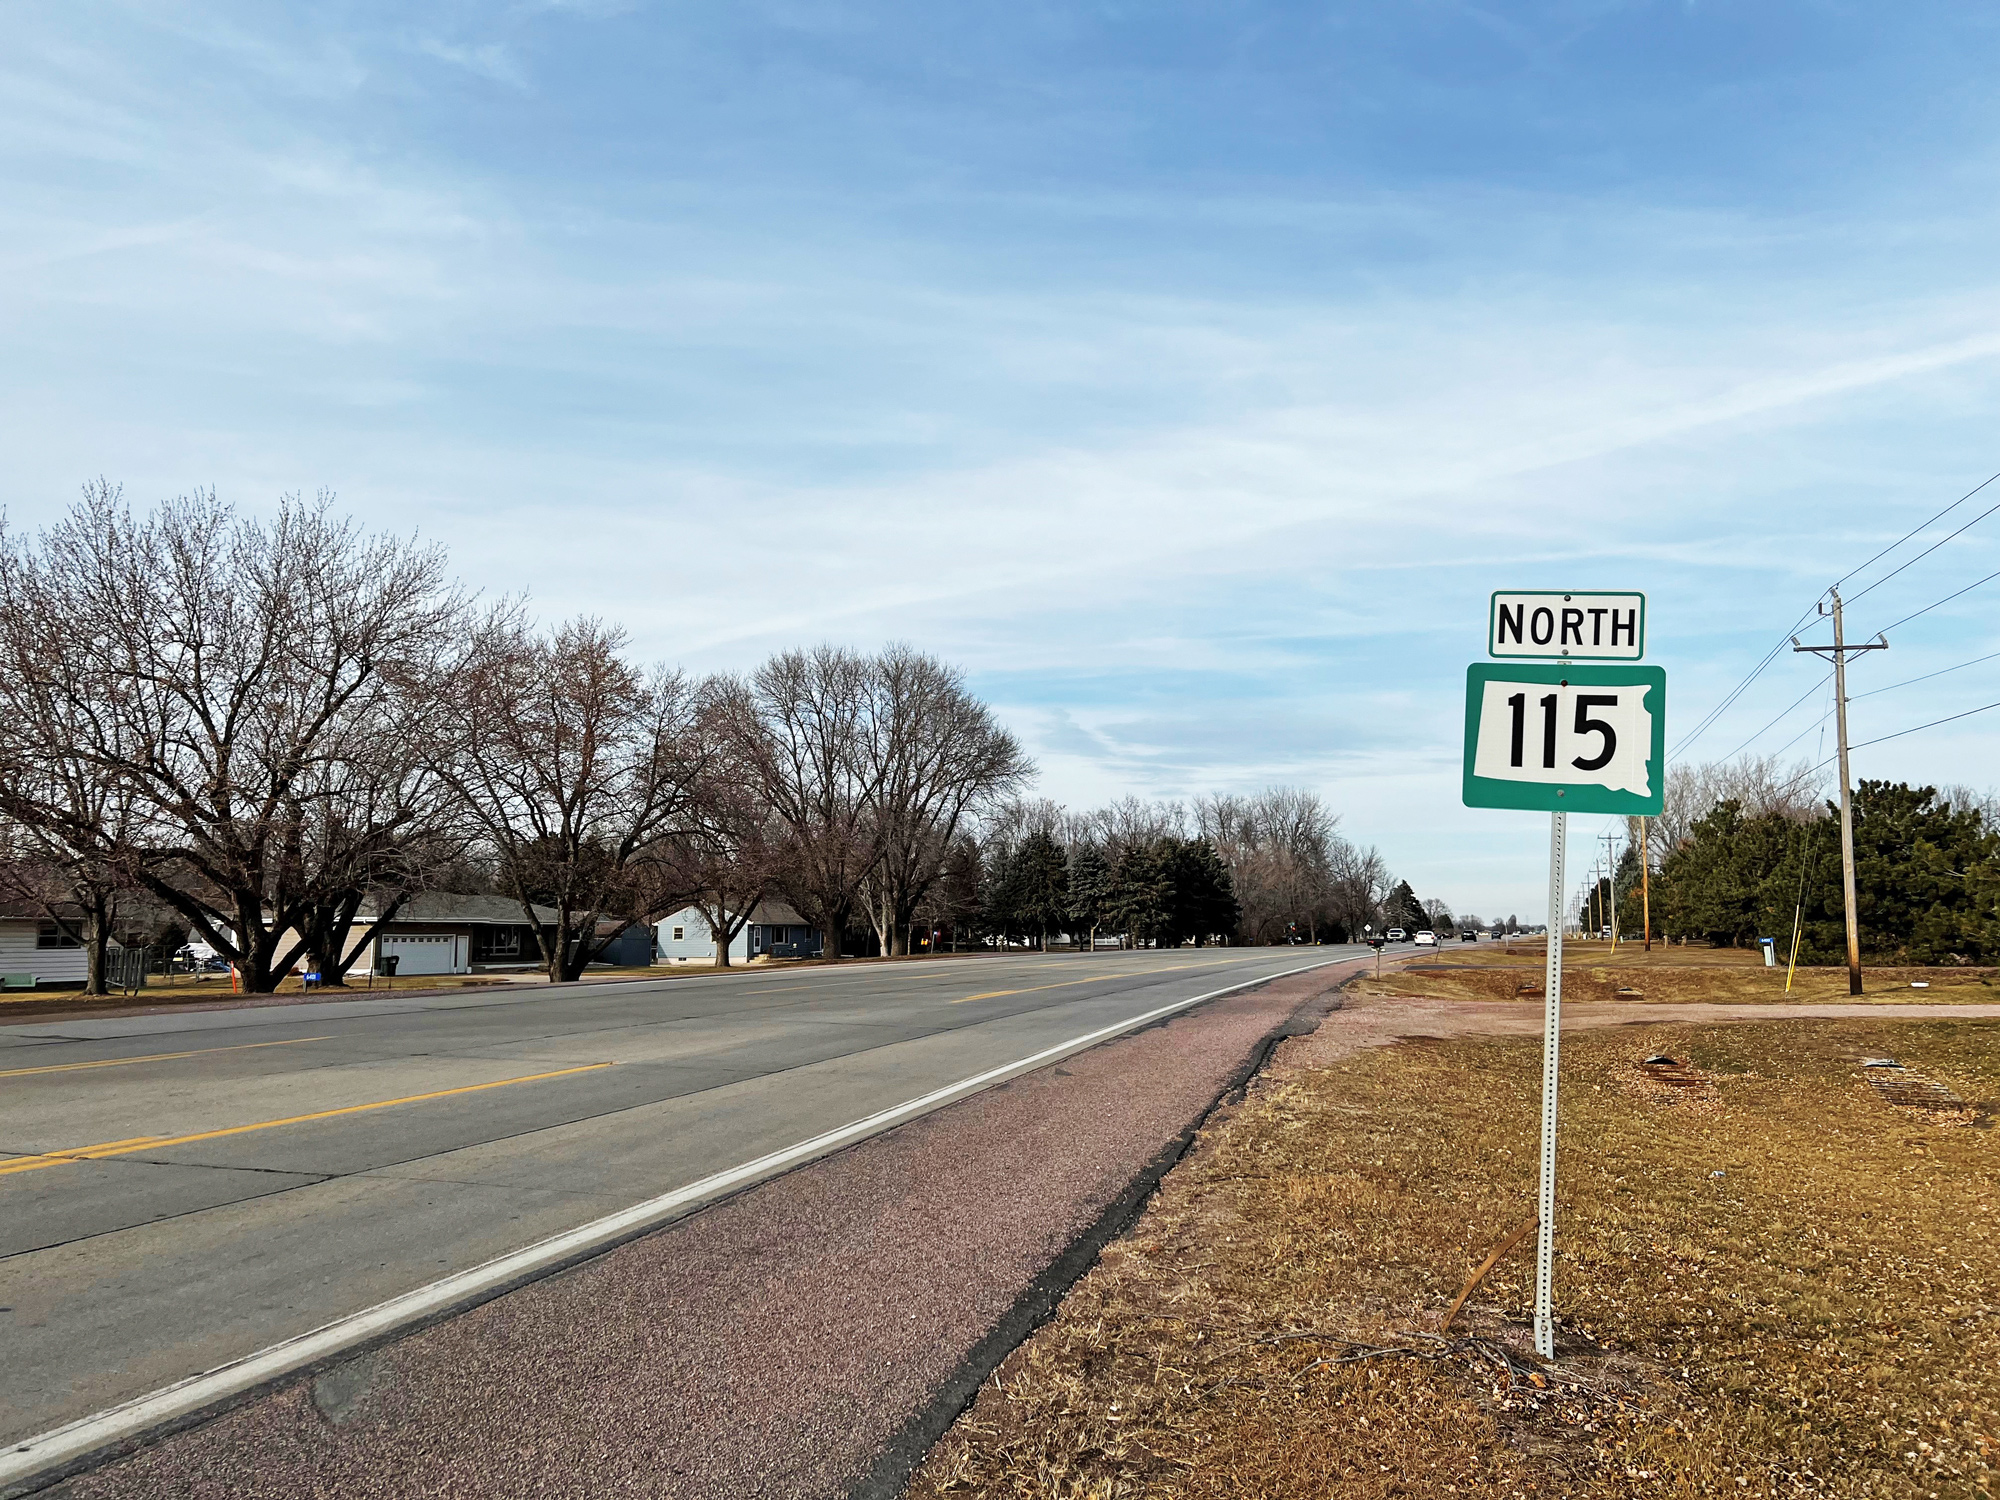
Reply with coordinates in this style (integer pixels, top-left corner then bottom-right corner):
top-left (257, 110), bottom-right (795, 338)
top-left (346, 894), bottom-right (561, 976)
top-left (0, 910), bottom-right (90, 987)
top-left (656, 900), bottom-right (821, 965)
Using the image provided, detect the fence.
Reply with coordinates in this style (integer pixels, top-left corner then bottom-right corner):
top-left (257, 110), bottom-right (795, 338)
top-left (106, 945), bottom-right (154, 996)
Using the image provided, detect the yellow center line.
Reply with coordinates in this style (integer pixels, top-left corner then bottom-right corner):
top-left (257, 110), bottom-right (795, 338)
top-left (0, 1062), bottom-right (614, 1180)
top-left (953, 956), bottom-right (1248, 1004)
top-left (0, 1035), bottom-right (337, 1080)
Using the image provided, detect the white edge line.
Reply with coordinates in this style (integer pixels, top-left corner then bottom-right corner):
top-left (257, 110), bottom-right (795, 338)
top-left (0, 955), bottom-right (1351, 1490)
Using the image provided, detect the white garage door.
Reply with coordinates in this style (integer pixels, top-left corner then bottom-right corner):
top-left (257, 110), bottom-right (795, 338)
top-left (379, 934), bottom-right (461, 976)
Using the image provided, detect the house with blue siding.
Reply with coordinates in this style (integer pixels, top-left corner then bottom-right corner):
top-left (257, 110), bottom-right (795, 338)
top-left (655, 900), bottom-right (821, 965)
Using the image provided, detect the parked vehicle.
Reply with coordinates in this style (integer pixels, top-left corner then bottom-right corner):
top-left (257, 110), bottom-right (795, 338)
top-left (1414, 930), bottom-right (1438, 947)
top-left (173, 943), bottom-right (230, 974)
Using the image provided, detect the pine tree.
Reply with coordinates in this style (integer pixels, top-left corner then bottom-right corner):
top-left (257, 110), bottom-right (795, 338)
top-left (983, 842), bottom-right (1025, 949)
top-left (1385, 879), bottom-right (1426, 932)
top-left (1067, 842), bottom-right (1114, 951)
top-left (1014, 829), bottom-right (1070, 950)
top-left (1164, 836), bottom-right (1239, 946)
top-left (1110, 841), bottom-right (1170, 947)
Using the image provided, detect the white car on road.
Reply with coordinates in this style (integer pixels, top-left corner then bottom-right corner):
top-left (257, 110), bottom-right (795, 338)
top-left (1413, 930), bottom-right (1439, 946)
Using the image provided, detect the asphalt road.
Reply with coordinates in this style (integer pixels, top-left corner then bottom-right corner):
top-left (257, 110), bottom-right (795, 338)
top-left (0, 945), bottom-right (1368, 1455)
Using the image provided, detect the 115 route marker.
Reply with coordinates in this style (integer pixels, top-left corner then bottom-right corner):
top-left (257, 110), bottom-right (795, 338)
top-left (1462, 595), bottom-right (1664, 1359)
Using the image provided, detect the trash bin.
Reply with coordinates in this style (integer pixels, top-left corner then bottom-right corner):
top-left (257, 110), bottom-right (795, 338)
top-left (380, 954), bottom-right (400, 978)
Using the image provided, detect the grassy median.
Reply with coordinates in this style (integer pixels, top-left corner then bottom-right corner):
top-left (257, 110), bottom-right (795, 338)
top-left (909, 1018), bottom-right (2000, 1498)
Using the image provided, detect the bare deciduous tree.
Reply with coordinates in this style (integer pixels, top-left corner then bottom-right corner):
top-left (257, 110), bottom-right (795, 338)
top-left (860, 646), bottom-right (1029, 956)
top-left (0, 484), bottom-right (465, 992)
top-left (443, 611), bottom-right (709, 982)
top-left (649, 699), bottom-right (781, 968)
top-left (1647, 753), bottom-right (1827, 856)
top-left (716, 647), bottom-right (883, 960)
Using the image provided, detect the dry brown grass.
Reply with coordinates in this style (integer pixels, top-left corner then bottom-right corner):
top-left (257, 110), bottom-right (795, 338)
top-left (908, 1018), bottom-right (2000, 1499)
top-left (1353, 941), bottom-right (1998, 1007)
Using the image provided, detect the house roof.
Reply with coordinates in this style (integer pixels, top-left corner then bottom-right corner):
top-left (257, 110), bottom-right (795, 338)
top-left (379, 893), bottom-right (560, 927)
top-left (656, 900), bottom-right (813, 929)
top-left (0, 900), bottom-right (64, 922)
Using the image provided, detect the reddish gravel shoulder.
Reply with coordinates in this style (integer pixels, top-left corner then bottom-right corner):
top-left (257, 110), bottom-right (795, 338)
top-left (42, 962), bottom-right (1363, 1500)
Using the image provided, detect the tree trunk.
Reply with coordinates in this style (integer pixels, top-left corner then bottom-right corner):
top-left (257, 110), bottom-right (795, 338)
top-left (715, 930), bottom-right (731, 966)
top-left (83, 891), bottom-right (111, 996)
top-left (242, 938), bottom-right (285, 993)
top-left (547, 914), bottom-right (570, 982)
top-left (561, 918), bottom-right (599, 982)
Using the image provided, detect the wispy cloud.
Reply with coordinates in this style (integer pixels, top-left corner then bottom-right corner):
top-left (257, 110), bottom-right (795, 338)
top-left (415, 37), bottom-right (530, 89)
top-left (4, 0), bottom-right (1999, 916)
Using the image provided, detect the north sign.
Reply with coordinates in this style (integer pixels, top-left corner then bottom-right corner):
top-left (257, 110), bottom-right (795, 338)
top-left (1462, 662), bottom-right (1665, 816)
top-left (1488, 591), bottom-right (1645, 660)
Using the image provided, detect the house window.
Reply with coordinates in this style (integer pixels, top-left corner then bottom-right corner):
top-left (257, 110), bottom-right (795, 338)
top-left (471, 925), bottom-right (539, 961)
top-left (37, 921), bottom-right (81, 949)
top-left (672, 926), bottom-right (684, 942)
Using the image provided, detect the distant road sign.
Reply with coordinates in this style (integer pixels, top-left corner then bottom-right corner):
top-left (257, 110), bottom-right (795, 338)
top-left (1489, 591), bottom-right (1645, 660)
top-left (1462, 663), bottom-right (1665, 815)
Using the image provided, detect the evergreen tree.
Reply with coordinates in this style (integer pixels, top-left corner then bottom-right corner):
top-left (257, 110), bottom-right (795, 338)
top-left (982, 841), bottom-right (1026, 948)
top-left (1385, 879), bottom-right (1426, 931)
top-left (1110, 840), bottom-right (1171, 947)
top-left (1163, 836), bottom-right (1239, 945)
top-left (1066, 841), bottom-right (1114, 950)
top-left (1652, 781), bottom-right (1999, 963)
top-left (1013, 828), bottom-right (1070, 950)
top-left (1801, 781), bottom-right (1999, 964)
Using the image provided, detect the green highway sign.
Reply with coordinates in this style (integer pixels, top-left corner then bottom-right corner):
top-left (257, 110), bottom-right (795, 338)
top-left (1461, 662), bottom-right (1665, 816)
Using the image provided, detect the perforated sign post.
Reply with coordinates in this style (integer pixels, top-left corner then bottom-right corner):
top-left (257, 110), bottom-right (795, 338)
top-left (1463, 613), bottom-right (1663, 1360)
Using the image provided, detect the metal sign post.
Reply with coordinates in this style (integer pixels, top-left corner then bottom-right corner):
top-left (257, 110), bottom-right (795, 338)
top-left (1462, 595), bottom-right (1662, 1363)
top-left (1535, 811), bottom-right (1566, 1358)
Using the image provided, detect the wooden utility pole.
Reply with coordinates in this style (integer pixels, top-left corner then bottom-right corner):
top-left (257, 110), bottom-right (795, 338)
top-left (1639, 816), bottom-right (1651, 951)
top-left (1599, 830), bottom-right (1620, 952)
top-left (1793, 587), bottom-right (1886, 996)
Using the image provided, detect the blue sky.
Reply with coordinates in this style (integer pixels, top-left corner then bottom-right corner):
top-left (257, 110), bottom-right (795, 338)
top-left (6, 1), bottom-right (1999, 920)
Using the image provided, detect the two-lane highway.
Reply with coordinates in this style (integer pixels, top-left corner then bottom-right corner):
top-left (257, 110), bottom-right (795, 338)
top-left (1, 946), bottom-right (1361, 1468)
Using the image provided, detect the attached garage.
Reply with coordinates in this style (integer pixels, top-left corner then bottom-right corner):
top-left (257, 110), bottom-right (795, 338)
top-left (377, 932), bottom-right (469, 976)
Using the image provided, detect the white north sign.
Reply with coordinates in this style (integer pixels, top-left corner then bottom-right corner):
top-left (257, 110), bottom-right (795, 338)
top-left (1488, 591), bottom-right (1645, 660)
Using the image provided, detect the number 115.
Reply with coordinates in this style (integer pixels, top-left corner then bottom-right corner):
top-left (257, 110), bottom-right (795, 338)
top-left (1505, 691), bottom-right (1619, 772)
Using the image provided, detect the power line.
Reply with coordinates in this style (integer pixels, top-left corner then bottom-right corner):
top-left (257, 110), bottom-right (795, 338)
top-left (1872, 563), bottom-right (2000, 636)
top-left (1851, 647), bottom-right (2000, 701)
top-left (1676, 467), bottom-right (2000, 763)
top-left (1833, 467), bottom-right (2000, 594)
top-left (1845, 490), bottom-right (2000, 607)
top-left (1768, 692), bottom-right (2000, 797)
top-left (1724, 590), bottom-right (1997, 763)
top-left (1717, 668), bottom-right (1832, 762)
top-left (1768, 694), bottom-right (1835, 762)
top-left (1847, 697), bottom-right (2000, 753)
top-left (1668, 607), bottom-right (1819, 759)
